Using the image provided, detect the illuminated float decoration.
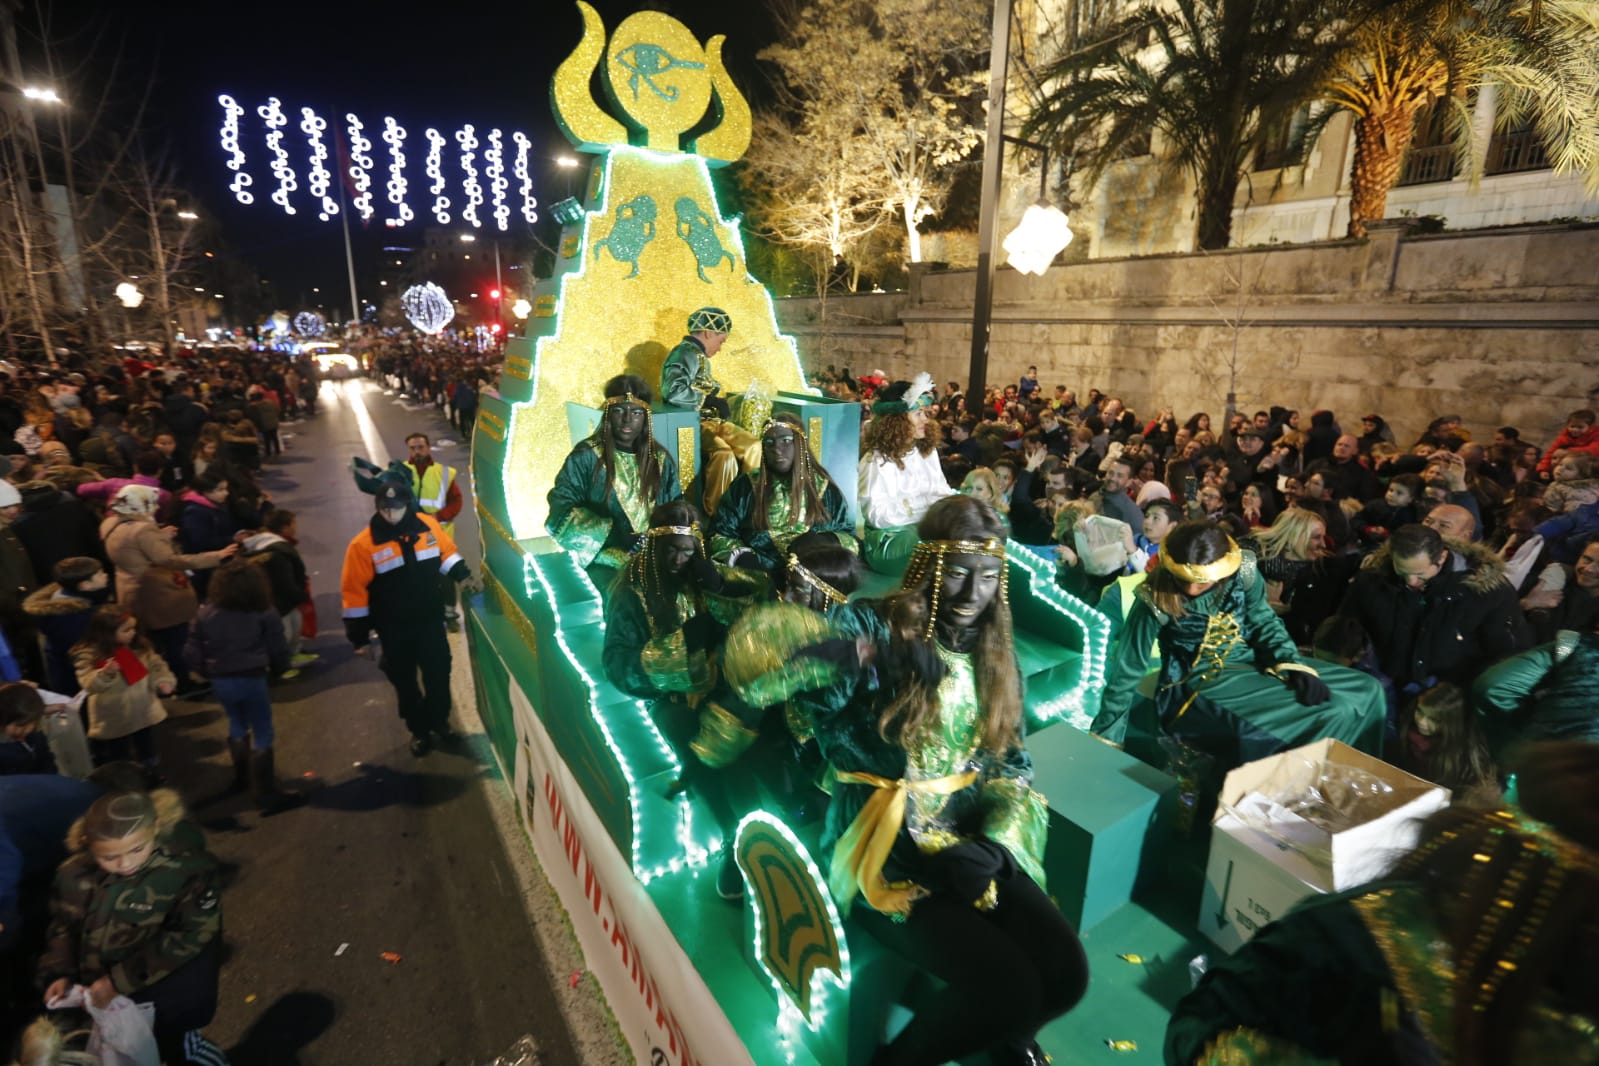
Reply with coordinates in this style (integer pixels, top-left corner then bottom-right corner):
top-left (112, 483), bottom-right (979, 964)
top-left (460, 6), bottom-right (1114, 1066)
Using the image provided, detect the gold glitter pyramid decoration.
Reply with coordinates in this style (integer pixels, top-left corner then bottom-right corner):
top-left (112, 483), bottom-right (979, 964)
top-left (495, 1), bottom-right (808, 538)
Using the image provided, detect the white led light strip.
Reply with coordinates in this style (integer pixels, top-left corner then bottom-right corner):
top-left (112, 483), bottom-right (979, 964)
top-left (345, 113), bottom-right (375, 222)
top-left (299, 107), bottom-right (338, 222)
top-left (257, 97), bottom-right (297, 215)
top-left (217, 95), bottom-right (253, 205)
top-left (456, 124), bottom-right (483, 228)
top-left (381, 117), bottom-right (414, 226)
top-left (425, 128), bottom-right (451, 225)
top-left (486, 129), bottom-right (510, 232)
top-left (512, 132), bottom-right (537, 224)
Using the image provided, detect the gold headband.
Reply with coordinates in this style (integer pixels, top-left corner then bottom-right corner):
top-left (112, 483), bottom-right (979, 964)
top-left (647, 523), bottom-right (701, 539)
top-left (912, 537), bottom-right (1007, 559)
top-left (602, 392), bottom-right (648, 409)
top-left (1160, 543), bottom-right (1242, 583)
top-left (761, 417), bottom-right (804, 439)
top-left (787, 554), bottom-right (847, 605)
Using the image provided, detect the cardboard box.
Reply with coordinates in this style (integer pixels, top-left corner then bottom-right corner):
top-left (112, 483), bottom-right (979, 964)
top-left (1196, 739), bottom-right (1450, 954)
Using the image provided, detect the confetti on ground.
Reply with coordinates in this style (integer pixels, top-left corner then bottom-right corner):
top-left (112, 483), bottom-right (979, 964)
top-left (380, 952), bottom-right (403, 964)
top-left (335, 943), bottom-right (349, 957)
top-left (1116, 953), bottom-right (1146, 965)
top-left (353, 761), bottom-right (363, 768)
top-left (1105, 1039), bottom-right (1138, 1052)
top-left (244, 994), bottom-right (257, 1004)
top-left (569, 970), bottom-right (583, 989)
top-left (302, 771), bottom-right (317, 779)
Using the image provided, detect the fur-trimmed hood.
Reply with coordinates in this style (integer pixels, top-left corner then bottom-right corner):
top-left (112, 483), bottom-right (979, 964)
top-left (65, 786), bottom-right (187, 853)
top-left (1361, 536), bottom-right (1510, 594)
top-left (22, 582), bottom-right (96, 618)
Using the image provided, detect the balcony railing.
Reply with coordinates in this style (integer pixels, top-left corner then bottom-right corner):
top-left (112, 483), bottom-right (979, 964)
top-left (1486, 128), bottom-right (1551, 175)
top-left (1397, 143), bottom-right (1456, 186)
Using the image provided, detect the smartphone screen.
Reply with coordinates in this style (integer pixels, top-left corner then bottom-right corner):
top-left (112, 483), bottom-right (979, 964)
top-left (1184, 476), bottom-right (1199, 502)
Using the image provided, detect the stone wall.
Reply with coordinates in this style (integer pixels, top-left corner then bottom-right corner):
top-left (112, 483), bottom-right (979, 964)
top-left (774, 222), bottom-right (1599, 446)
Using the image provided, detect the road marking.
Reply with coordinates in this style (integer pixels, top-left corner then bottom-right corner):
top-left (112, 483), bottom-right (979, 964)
top-left (346, 381), bottom-right (391, 466)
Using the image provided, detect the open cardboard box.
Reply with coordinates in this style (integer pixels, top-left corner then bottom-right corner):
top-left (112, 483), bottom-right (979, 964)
top-left (1197, 738), bottom-right (1450, 953)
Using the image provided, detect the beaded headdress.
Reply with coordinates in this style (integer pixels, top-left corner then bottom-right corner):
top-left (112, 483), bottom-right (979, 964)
top-left (787, 553), bottom-right (848, 606)
top-left (624, 521), bottom-right (706, 631)
top-left (901, 537), bottom-right (1008, 639)
top-left (1160, 540), bottom-right (1243, 583)
top-left (597, 389), bottom-right (654, 456)
top-left (687, 307), bottom-right (733, 335)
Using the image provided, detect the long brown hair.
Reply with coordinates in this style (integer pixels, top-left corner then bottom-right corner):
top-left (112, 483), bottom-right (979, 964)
top-left (1390, 742), bottom-right (1599, 1066)
top-left (862, 411), bottom-right (942, 470)
top-left (613, 499), bottom-right (704, 634)
top-left (1143, 521), bottom-right (1237, 619)
top-left (72, 604), bottom-right (152, 660)
top-left (876, 496), bottom-right (1021, 756)
top-left (591, 374), bottom-right (664, 507)
top-left (751, 414), bottom-right (832, 533)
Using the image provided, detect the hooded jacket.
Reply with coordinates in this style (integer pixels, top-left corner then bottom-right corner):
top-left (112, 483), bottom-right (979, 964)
top-left (100, 514), bottom-right (217, 630)
top-left (185, 601), bottom-right (288, 679)
top-left (241, 531), bottom-right (309, 615)
top-left (1536, 422), bottom-right (1599, 475)
top-left (1337, 538), bottom-right (1532, 687)
top-left (36, 789), bottom-right (220, 997)
top-left (72, 642), bottom-right (174, 740)
top-left (24, 582), bottom-right (108, 693)
top-left (13, 482), bottom-right (103, 586)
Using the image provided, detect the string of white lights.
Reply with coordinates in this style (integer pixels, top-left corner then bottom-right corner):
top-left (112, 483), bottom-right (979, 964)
top-left (300, 107), bottom-right (339, 222)
top-left (486, 129), bottom-right (510, 232)
top-left (258, 97), bottom-right (297, 215)
top-left (512, 132), bottom-right (537, 224)
top-left (456, 124), bottom-right (483, 229)
top-left (217, 95), bottom-right (253, 205)
top-left (345, 114), bottom-right (376, 222)
top-left (382, 117), bottom-right (414, 226)
top-left (425, 128), bottom-right (451, 225)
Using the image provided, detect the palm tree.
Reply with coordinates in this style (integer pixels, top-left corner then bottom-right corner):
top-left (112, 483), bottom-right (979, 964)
top-left (1324, 0), bottom-right (1599, 237)
top-left (1022, 0), bottom-right (1366, 250)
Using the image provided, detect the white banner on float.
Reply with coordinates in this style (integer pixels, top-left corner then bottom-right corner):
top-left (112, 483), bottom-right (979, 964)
top-left (508, 681), bottom-right (753, 1066)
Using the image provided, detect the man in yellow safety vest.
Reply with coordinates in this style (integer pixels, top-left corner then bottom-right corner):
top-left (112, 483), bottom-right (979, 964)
top-left (405, 432), bottom-right (464, 626)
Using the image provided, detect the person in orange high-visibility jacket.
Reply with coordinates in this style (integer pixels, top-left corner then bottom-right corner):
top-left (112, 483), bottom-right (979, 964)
top-left (341, 481), bottom-right (473, 756)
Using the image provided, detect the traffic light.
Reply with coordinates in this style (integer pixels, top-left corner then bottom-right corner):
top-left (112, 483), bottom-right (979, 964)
top-left (489, 288), bottom-right (501, 301)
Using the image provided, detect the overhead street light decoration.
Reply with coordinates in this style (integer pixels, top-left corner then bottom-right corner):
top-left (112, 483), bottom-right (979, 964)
top-left (115, 283), bottom-right (144, 309)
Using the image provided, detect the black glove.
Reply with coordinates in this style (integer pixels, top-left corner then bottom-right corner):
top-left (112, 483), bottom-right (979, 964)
top-left (732, 551), bottom-right (765, 571)
top-left (795, 638), bottom-right (860, 673)
top-left (683, 612), bottom-right (720, 655)
top-left (345, 618), bottom-right (372, 649)
top-left (701, 395), bottom-right (730, 420)
top-left (1281, 667), bottom-right (1332, 706)
top-left (922, 839), bottom-right (1016, 905)
top-left (686, 555), bottom-right (725, 594)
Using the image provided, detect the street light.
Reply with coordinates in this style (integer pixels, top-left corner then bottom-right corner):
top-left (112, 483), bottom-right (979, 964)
top-left (459, 233), bottom-right (477, 243)
top-left (19, 86), bottom-right (62, 104)
top-left (115, 283), bottom-right (143, 309)
top-left (176, 210), bottom-right (199, 221)
top-left (555, 155), bottom-right (580, 169)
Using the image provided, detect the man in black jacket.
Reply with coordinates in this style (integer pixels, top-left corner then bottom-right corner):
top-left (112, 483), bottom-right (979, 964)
top-left (1337, 524), bottom-right (1531, 689)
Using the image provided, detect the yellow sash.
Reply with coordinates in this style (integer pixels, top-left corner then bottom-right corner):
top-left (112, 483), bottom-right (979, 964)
top-left (829, 768), bottom-right (979, 916)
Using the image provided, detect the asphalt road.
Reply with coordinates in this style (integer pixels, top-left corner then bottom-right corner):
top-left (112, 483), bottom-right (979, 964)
top-left (153, 379), bottom-right (611, 1066)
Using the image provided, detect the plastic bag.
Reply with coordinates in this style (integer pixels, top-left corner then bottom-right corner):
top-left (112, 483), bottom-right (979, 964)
top-left (736, 376), bottom-right (774, 436)
top-left (47, 986), bottom-right (158, 1066)
top-left (1074, 515), bottom-right (1133, 576)
top-left (1158, 735), bottom-right (1215, 836)
top-left (477, 1035), bottom-right (539, 1066)
top-left (41, 690), bottom-right (93, 779)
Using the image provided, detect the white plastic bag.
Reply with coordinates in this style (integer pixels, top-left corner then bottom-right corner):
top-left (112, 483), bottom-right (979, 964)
top-left (47, 985), bottom-right (159, 1066)
top-left (1074, 514), bottom-right (1133, 576)
top-left (40, 689), bottom-right (93, 779)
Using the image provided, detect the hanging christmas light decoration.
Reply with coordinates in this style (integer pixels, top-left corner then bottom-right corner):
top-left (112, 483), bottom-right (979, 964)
top-left (456, 125), bottom-right (484, 228)
top-left (300, 107), bottom-right (339, 222)
top-left (293, 310), bottom-right (327, 336)
top-left (425, 128), bottom-right (451, 225)
top-left (258, 97), bottom-right (297, 215)
top-left (401, 282), bottom-right (454, 335)
top-left (217, 95), bottom-right (253, 205)
top-left (382, 117), bottom-right (414, 227)
top-left (345, 114), bottom-right (376, 222)
top-left (486, 129), bottom-right (510, 232)
top-left (512, 132), bottom-right (538, 224)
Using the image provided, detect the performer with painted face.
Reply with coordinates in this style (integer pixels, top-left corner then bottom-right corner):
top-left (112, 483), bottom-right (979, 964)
top-left (707, 414), bottom-right (857, 570)
top-left (660, 306), bottom-right (762, 514)
top-left (547, 374), bottom-right (681, 575)
top-left (859, 374), bottom-right (955, 574)
top-left (1092, 521), bottom-right (1386, 773)
top-left (730, 496), bottom-right (1086, 1066)
top-left (600, 500), bottom-right (765, 900)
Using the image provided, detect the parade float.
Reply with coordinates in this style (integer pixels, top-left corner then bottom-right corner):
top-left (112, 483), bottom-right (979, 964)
top-left (462, 6), bottom-right (1187, 1063)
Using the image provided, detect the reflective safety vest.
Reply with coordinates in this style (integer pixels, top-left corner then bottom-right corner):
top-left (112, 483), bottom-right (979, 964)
top-left (408, 461), bottom-right (457, 532)
top-left (341, 512), bottom-right (463, 627)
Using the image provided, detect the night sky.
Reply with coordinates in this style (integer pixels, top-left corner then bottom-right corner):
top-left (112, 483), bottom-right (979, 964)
top-left (19, 0), bottom-right (777, 305)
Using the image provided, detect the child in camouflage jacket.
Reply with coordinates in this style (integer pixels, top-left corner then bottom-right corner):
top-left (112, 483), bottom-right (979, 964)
top-left (37, 787), bottom-right (228, 1065)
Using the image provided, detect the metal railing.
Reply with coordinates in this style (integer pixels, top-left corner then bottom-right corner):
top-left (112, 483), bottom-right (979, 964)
top-left (1486, 128), bottom-right (1551, 175)
top-left (1397, 143), bottom-right (1456, 186)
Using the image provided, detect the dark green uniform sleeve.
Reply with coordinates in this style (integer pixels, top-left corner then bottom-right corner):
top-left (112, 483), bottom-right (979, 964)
top-left (660, 344), bottom-right (700, 409)
top-left (707, 475), bottom-right (758, 564)
top-left (602, 586), bottom-right (669, 699)
top-left (1093, 599), bottom-right (1162, 742)
top-left (657, 447), bottom-right (683, 504)
top-left (547, 444), bottom-right (610, 551)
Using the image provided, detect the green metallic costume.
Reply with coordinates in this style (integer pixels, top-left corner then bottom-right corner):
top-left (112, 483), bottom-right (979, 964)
top-left (706, 469), bottom-right (859, 570)
top-left (1167, 882), bottom-right (1599, 1065)
top-left (1472, 628), bottom-right (1599, 757)
top-left (660, 335), bottom-right (719, 410)
top-left (547, 439), bottom-right (681, 570)
top-left (1093, 551), bottom-right (1385, 764)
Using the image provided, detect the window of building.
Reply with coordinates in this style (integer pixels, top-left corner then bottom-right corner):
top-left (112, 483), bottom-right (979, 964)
top-left (1253, 107), bottom-right (1310, 172)
top-left (1397, 99), bottom-right (1457, 186)
top-left (1486, 119), bottom-right (1551, 175)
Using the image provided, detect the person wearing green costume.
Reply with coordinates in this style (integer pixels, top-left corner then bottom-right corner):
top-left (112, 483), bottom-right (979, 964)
top-left (659, 306), bottom-right (760, 514)
top-left (547, 374), bottom-right (680, 576)
top-left (599, 500), bottom-right (764, 901)
top-left (858, 374), bottom-right (954, 575)
top-left (1472, 625), bottom-right (1599, 758)
top-left (707, 414), bottom-right (857, 571)
top-left (736, 496), bottom-right (1086, 1066)
top-left (1165, 741), bottom-right (1599, 1066)
top-left (1092, 522), bottom-right (1385, 772)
